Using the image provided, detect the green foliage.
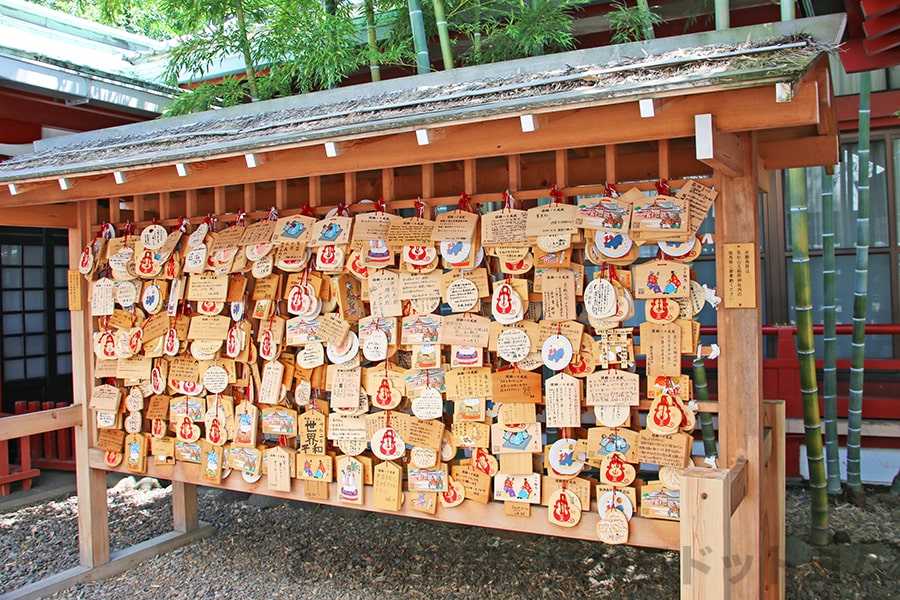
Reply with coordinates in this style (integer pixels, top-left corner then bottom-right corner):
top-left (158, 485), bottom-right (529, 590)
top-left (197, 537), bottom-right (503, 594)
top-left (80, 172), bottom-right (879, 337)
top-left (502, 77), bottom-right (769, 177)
top-left (457, 0), bottom-right (588, 65)
top-left (161, 77), bottom-right (249, 116)
top-left (607, 0), bottom-right (663, 43)
top-left (28, 0), bottom-right (184, 39)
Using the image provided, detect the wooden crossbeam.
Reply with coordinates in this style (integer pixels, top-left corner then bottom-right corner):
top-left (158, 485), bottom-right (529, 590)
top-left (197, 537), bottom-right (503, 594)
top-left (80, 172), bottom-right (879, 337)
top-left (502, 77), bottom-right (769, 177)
top-left (0, 405), bottom-right (81, 442)
top-left (695, 114), bottom-right (744, 177)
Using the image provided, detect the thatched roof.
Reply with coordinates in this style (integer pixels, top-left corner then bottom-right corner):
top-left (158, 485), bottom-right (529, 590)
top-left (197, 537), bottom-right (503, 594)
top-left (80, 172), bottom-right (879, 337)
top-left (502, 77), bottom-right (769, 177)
top-left (0, 15), bottom-right (844, 185)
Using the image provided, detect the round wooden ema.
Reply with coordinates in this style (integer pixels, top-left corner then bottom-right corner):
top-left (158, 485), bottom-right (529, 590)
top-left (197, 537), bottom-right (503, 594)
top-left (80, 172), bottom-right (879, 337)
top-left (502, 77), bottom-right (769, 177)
top-left (594, 404), bottom-right (629, 428)
top-left (410, 446), bottom-right (438, 469)
top-left (298, 341), bottom-right (326, 369)
top-left (196, 300), bottom-right (223, 316)
top-left (595, 230), bottom-right (633, 259)
top-left (496, 327), bottom-right (531, 363)
top-left (326, 331), bottom-right (359, 365)
top-left (104, 450), bottom-right (124, 468)
top-left (175, 415), bottom-right (201, 443)
top-left (548, 438), bottom-right (582, 478)
top-left (337, 438), bottom-right (367, 456)
top-left (408, 296), bottom-right (441, 315)
top-left (411, 387), bottom-right (443, 420)
top-left (659, 465), bottom-right (684, 490)
top-left (644, 297), bottom-right (680, 323)
top-left (548, 488), bottom-right (582, 527)
top-left (440, 476), bottom-right (465, 508)
top-left (124, 411), bottom-right (143, 434)
top-left (440, 239), bottom-right (472, 265)
top-left (371, 426), bottom-right (405, 460)
top-left (689, 279), bottom-right (707, 317)
top-left (596, 508), bottom-right (630, 545)
top-left (492, 282), bottom-right (523, 324)
top-left (658, 236), bottom-right (696, 258)
top-left (583, 278), bottom-right (617, 319)
top-left (597, 490), bottom-right (634, 521)
top-left (362, 329), bottom-right (389, 362)
top-left (541, 334), bottom-right (573, 371)
top-left (471, 447), bottom-right (499, 476)
top-left (242, 469), bottom-right (263, 484)
top-left (191, 339), bottom-right (223, 361)
top-left (647, 394), bottom-right (682, 435)
top-left (371, 378), bottom-right (402, 411)
top-left (115, 280), bottom-right (138, 308)
top-left (150, 418), bottom-right (167, 439)
top-left (403, 244), bottom-right (437, 267)
top-left (500, 251), bottom-right (533, 275)
top-left (203, 365), bottom-right (229, 394)
top-left (563, 352), bottom-right (594, 378)
top-left (599, 452), bottom-right (636, 486)
top-left (440, 430), bottom-right (458, 462)
top-left (446, 277), bottom-right (480, 313)
top-left (537, 234), bottom-right (570, 253)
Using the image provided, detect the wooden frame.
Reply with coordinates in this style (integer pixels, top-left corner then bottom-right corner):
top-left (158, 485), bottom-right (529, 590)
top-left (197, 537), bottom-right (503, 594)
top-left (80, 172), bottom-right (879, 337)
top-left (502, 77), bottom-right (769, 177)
top-left (0, 57), bottom-right (834, 599)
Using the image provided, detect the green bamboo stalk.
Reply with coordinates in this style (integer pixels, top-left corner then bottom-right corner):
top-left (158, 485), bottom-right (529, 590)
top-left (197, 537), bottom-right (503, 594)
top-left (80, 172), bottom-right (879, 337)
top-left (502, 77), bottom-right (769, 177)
top-left (364, 0), bottom-right (381, 82)
top-left (408, 0), bottom-right (431, 74)
top-left (636, 0), bottom-right (656, 40)
top-left (788, 167), bottom-right (830, 545)
top-left (432, 0), bottom-right (454, 70)
top-left (232, 0), bottom-right (260, 101)
top-left (821, 167), bottom-right (841, 495)
top-left (692, 355), bottom-right (718, 459)
top-left (847, 71), bottom-right (872, 497)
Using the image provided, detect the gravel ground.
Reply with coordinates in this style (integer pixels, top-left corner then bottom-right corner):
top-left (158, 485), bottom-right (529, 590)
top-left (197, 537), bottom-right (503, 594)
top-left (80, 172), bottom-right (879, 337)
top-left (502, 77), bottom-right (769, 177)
top-left (1, 479), bottom-right (897, 599)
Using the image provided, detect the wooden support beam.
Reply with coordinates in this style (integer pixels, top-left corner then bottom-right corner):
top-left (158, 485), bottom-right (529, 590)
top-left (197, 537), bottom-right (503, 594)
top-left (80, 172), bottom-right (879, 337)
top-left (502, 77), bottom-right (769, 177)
top-left (243, 183), bottom-right (257, 213)
top-left (605, 144), bottom-right (617, 185)
top-left (695, 114), bottom-right (744, 177)
top-left (680, 466), bottom-right (732, 599)
top-left (0, 203), bottom-right (77, 228)
top-left (507, 155), bottom-right (521, 192)
top-left (158, 191), bottom-right (171, 220)
top-left (90, 448), bottom-right (680, 550)
top-left (132, 194), bottom-right (145, 222)
top-left (758, 134), bottom-right (839, 171)
top-left (344, 172), bottom-right (357, 205)
top-left (381, 168), bottom-right (395, 202)
top-left (1, 525), bottom-right (212, 600)
top-left (309, 175), bottom-right (322, 208)
top-left (714, 132), bottom-right (764, 599)
top-left (275, 179), bottom-right (288, 210)
top-left (172, 482), bottom-right (200, 533)
top-left (658, 138), bottom-right (670, 181)
top-left (464, 159), bottom-right (476, 194)
top-left (185, 188), bottom-right (198, 217)
top-left (729, 458), bottom-right (748, 516)
top-left (762, 400), bottom-right (785, 600)
top-left (421, 163), bottom-right (435, 198)
top-left (214, 186), bottom-right (226, 214)
top-left (69, 201), bottom-right (111, 570)
top-left (0, 405), bottom-right (81, 441)
top-left (555, 149), bottom-right (568, 188)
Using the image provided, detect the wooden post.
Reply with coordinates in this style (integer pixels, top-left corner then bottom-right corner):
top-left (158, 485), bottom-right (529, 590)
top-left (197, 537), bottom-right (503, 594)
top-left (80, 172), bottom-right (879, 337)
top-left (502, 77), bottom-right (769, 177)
top-left (70, 200), bottom-right (111, 568)
top-left (275, 179), bottom-right (288, 211)
top-left (555, 149), bottom-right (568, 188)
top-left (244, 183), bottom-right (257, 213)
top-left (714, 131), bottom-right (764, 598)
top-left (763, 400), bottom-right (786, 599)
top-left (421, 164), bottom-right (435, 199)
top-left (172, 482), bottom-right (200, 533)
top-left (381, 167), bottom-right (395, 202)
top-left (680, 467), bottom-right (732, 599)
